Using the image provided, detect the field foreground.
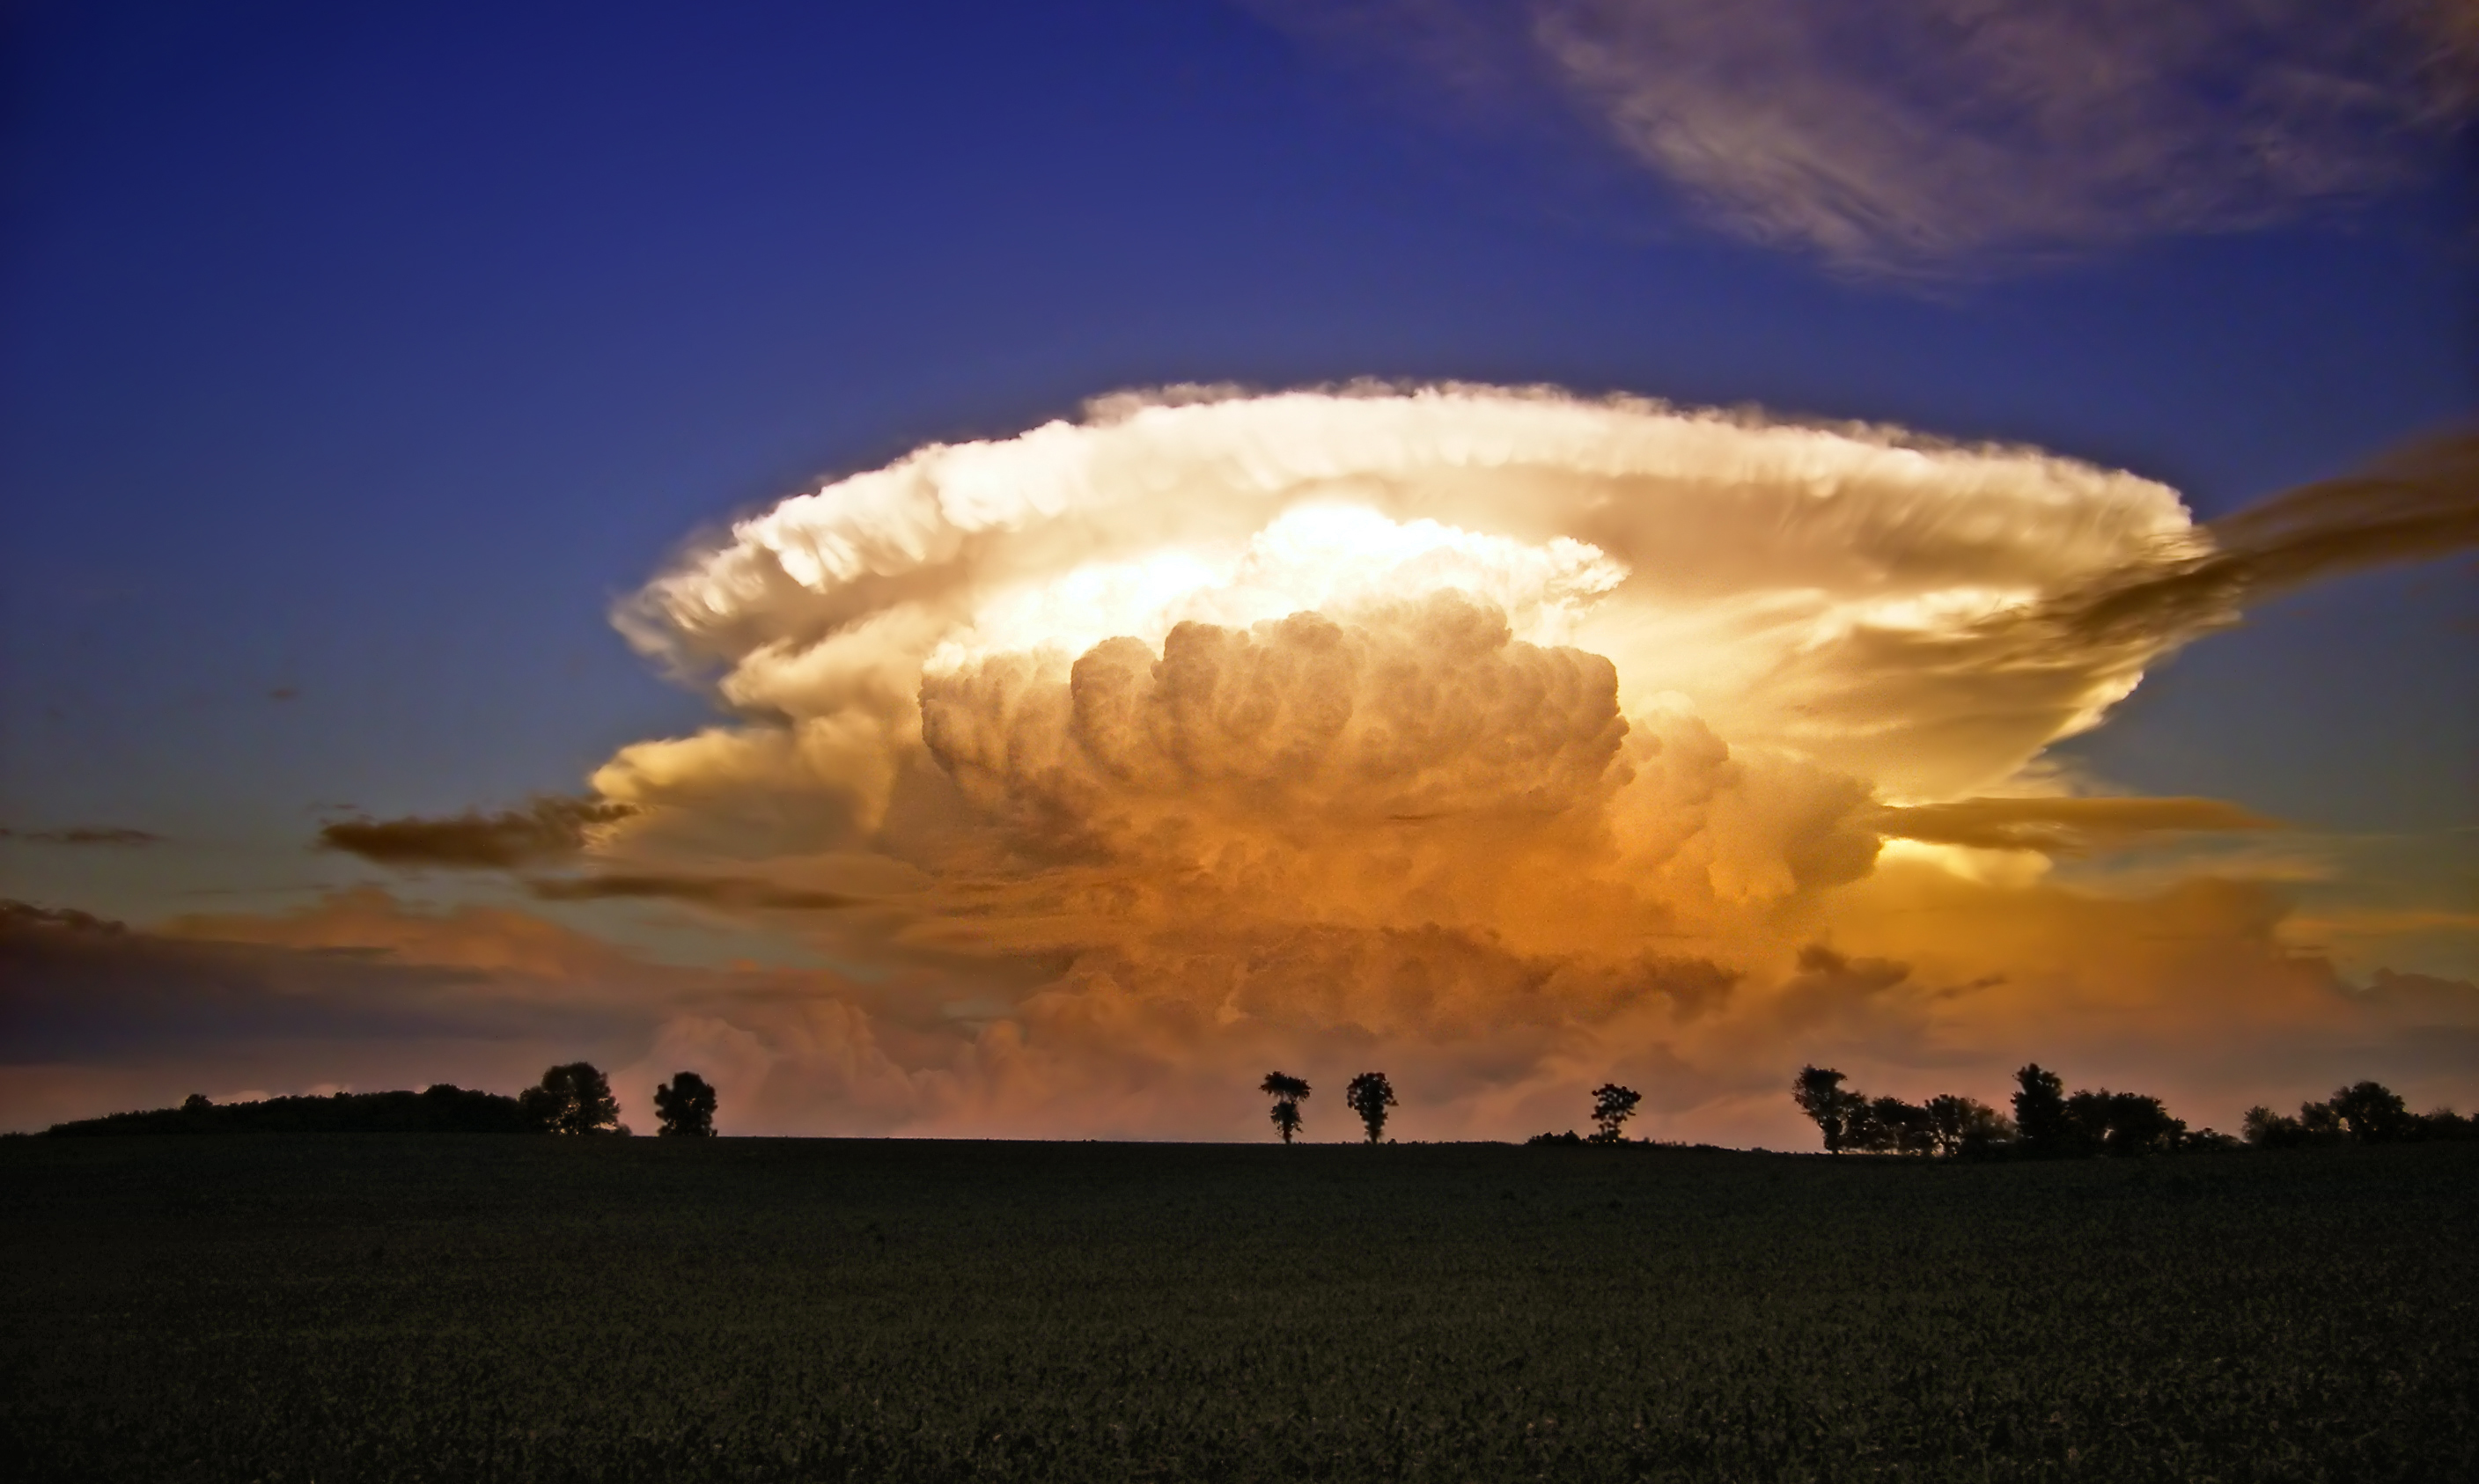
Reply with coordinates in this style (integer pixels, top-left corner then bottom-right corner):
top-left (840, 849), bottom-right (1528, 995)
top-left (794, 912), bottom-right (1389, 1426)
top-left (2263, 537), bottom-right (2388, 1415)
top-left (2, 1137), bottom-right (2472, 1482)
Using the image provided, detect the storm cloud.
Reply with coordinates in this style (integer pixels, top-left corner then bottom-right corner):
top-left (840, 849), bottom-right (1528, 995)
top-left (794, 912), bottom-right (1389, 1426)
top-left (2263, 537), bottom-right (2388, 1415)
top-left (532, 386), bottom-right (2475, 1142)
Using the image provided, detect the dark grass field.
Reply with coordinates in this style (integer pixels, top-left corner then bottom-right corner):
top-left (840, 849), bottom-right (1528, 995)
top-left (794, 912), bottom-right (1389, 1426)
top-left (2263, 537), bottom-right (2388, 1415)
top-left (2, 1136), bottom-right (2472, 1482)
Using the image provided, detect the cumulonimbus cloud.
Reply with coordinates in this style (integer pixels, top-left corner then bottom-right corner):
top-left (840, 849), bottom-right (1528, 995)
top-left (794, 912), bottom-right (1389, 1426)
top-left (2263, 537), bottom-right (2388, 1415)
top-left (1245, 0), bottom-right (2474, 270)
top-left (528, 385), bottom-right (2475, 1142)
top-left (16, 388), bottom-right (2466, 1139)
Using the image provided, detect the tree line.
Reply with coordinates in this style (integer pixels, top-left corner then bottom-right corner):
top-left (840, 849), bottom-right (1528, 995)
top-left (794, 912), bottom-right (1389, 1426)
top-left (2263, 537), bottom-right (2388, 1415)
top-left (40, 1063), bottom-right (721, 1138)
top-left (1792, 1063), bottom-right (2477, 1157)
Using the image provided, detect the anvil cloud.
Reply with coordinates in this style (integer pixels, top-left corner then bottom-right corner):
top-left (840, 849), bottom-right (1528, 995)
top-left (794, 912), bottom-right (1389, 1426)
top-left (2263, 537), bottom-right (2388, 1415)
top-left (459, 386), bottom-right (2472, 1143)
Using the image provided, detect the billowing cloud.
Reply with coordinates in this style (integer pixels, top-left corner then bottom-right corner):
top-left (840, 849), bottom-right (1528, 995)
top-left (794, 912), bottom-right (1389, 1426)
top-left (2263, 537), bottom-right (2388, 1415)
top-left (34, 389), bottom-right (2459, 1141)
top-left (1244, 0), bottom-right (2473, 270)
top-left (525, 386), bottom-right (2475, 1142)
top-left (317, 796), bottom-right (635, 869)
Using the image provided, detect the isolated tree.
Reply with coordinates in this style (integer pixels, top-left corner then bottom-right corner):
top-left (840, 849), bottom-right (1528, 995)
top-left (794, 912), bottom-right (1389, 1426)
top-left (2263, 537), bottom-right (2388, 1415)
top-left (1260, 1071), bottom-right (1311, 1144)
top-left (653, 1071), bottom-right (718, 1137)
top-left (2011, 1064), bottom-right (2071, 1157)
top-left (520, 1062), bottom-right (628, 1135)
top-left (1588, 1084), bottom-right (1642, 1143)
top-left (1792, 1066), bottom-right (1862, 1154)
top-left (1344, 1071), bottom-right (1396, 1144)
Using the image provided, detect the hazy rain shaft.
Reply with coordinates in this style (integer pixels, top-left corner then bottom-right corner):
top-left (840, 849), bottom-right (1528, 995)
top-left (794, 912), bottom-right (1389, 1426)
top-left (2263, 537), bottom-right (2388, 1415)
top-left (577, 386), bottom-right (2471, 1142)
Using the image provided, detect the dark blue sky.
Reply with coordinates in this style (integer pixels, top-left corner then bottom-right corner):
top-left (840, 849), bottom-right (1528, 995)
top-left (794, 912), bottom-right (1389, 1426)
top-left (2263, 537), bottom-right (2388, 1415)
top-left (4, 0), bottom-right (2471, 923)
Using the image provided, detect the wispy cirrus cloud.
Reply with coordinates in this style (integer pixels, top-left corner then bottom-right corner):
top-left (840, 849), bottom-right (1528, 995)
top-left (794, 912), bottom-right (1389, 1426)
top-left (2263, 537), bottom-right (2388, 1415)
top-left (1244, 0), bottom-right (2475, 272)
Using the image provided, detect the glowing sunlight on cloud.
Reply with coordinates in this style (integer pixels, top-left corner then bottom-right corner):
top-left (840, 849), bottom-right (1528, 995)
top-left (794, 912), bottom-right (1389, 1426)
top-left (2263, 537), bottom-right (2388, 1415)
top-left (536, 386), bottom-right (2475, 1142)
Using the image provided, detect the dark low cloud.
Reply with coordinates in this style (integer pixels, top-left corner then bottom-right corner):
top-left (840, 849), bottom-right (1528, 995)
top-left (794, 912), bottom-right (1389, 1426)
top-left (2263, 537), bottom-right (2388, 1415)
top-left (2039, 429), bottom-right (2479, 647)
top-left (317, 796), bottom-right (634, 869)
top-left (0, 899), bottom-right (612, 1060)
top-left (1876, 796), bottom-right (2278, 855)
top-left (1, 826), bottom-right (163, 847)
top-left (523, 873), bottom-right (861, 911)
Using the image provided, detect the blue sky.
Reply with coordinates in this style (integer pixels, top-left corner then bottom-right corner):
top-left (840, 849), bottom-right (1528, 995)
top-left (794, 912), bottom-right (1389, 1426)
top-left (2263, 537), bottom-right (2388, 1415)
top-left (1, 1), bottom-right (2470, 1137)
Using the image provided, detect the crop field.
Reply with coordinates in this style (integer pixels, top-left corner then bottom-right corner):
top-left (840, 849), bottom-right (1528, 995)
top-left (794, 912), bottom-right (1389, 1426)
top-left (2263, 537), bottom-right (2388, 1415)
top-left (2, 1136), bottom-right (2472, 1482)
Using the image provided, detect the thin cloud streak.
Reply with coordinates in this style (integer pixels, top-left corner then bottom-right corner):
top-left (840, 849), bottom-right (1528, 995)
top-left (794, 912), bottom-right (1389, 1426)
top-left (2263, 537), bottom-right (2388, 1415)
top-left (1876, 797), bottom-right (2281, 855)
top-left (523, 873), bottom-right (861, 911)
top-left (318, 796), bottom-right (636, 870)
top-left (0, 827), bottom-right (164, 847)
top-left (2022, 428), bottom-right (2479, 648)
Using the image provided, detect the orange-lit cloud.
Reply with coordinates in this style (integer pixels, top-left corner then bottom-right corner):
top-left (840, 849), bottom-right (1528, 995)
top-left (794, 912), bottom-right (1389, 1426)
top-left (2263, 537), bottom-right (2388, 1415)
top-left (1875, 796), bottom-right (2278, 855)
top-left (549, 386), bottom-right (2477, 1141)
top-left (17, 388), bottom-right (2465, 1142)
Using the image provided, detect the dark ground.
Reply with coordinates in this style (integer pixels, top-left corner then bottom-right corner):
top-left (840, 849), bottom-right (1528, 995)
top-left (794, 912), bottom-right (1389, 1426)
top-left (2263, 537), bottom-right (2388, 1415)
top-left (1, 1135), bottom-right (2471, 1482)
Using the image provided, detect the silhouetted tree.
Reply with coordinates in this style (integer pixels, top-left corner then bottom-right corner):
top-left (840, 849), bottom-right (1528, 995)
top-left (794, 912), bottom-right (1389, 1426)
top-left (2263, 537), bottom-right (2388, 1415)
top-left (2298, 1098), bottom-right (2344, 1141)
top-left (1589, 1084), bottom-right (1642, 1143)
top-left (1863, 1096), bottom-right (1937, 1155)
top-left (2327, 1081), bottom-right (2412, 1142)
top-left (521, 1062), bottom-right (628, 1135)
top-left (1925, 1094), bottom-right (2012, 1157)
top-left (2012, 1064), bottom-right (2072, 1157)
top-left (1260, 1071), bottom-right (1311, 1144)
top-left (1344, 1071), bottom-right (1396, 1143)
top-left (1792, 1066), bottom-right (1862, 1153)
top-left (2067, 1089), bottom-right (2183, 1156)
top-left (2243, 1105), bottom-right (2307, 1148)
top-left (653, 1071), bottom-right (717, 1137)
top-left (2421, 1106), bottom-right (2475, 1141)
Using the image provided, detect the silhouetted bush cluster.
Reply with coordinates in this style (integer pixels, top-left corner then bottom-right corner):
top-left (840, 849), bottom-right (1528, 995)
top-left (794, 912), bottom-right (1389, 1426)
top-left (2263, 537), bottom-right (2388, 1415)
top-left (1792, 1063), bottom-right (2246, 1158)
top-left (1526, 1083), bottom-right (1652, 1145)
top-left (42, 1062), bottom-right (728, 1138)
top-left (2243, 1081), bottom-right (2477, 1147)
top-left (1794, 1064), bottom-right (2474, 1158)
top-left (44, 1084), bottom-right (534, 1136)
